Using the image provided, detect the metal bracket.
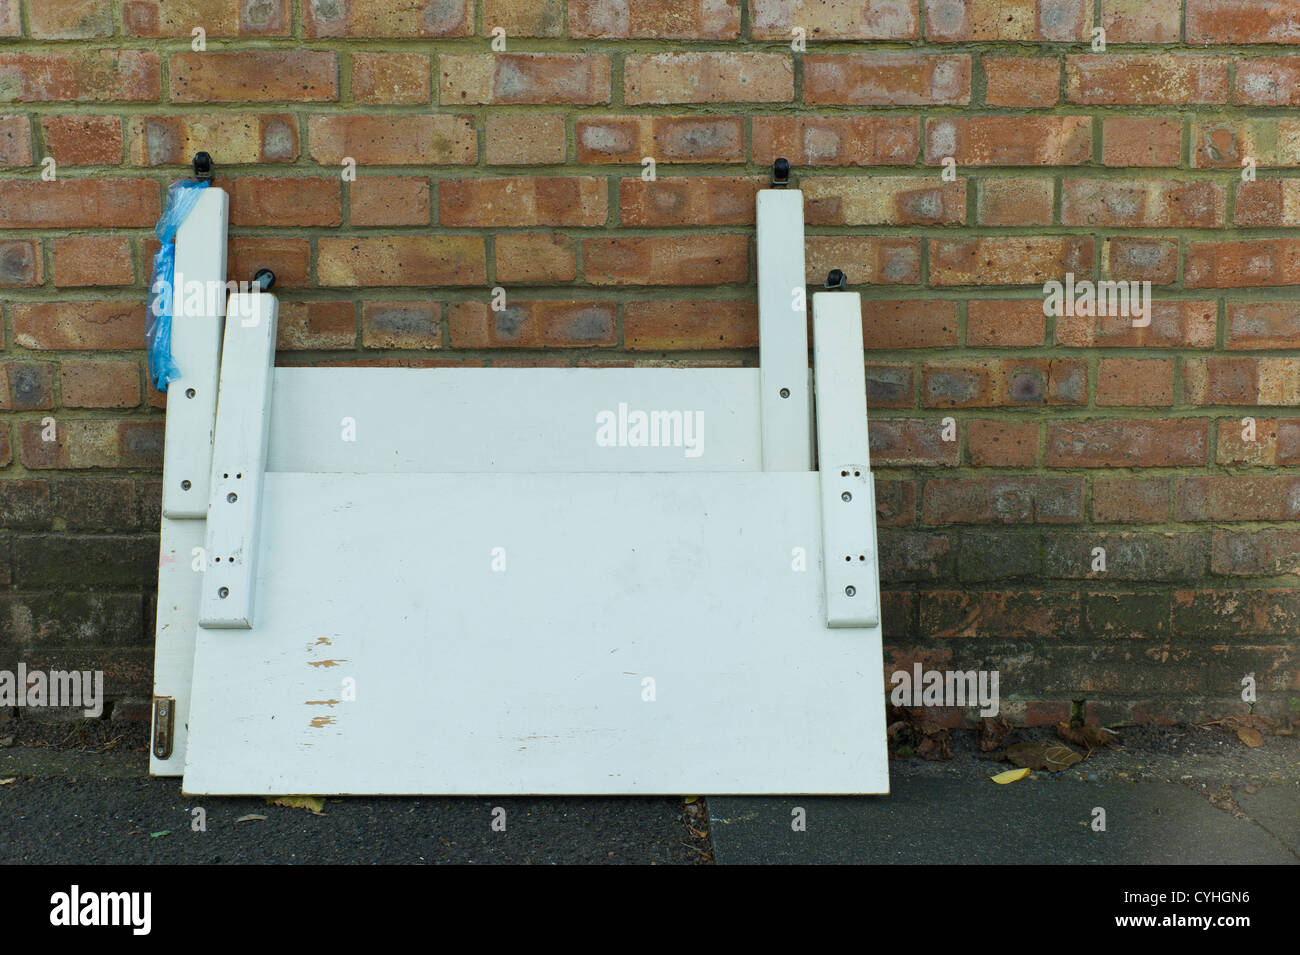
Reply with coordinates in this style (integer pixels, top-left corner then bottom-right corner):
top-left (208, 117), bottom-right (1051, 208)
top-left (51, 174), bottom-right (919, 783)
top-left (770, 157), bottom-right (791, 187)
top-left (152, 697), bottom-right (175, 759)
top-left (193, 151), bottom-right (213, 182)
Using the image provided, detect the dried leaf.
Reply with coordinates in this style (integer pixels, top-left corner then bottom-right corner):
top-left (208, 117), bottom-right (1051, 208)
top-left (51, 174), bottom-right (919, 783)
top-left (1056, 721), bottom-right (1120, 750)
top-left (0, 777), bottom-right (15, 785)
top-left (682, 796), bottom-right (699, 804)
top-left (236, 813), bottom-right (267, 823)
top-left (1004, 740), bottom-right (1083, 772)
top-left (916, 730), bottom-right (953, 761)
top-left (978, 716), bottom-right (1014, 752)
top-left (990, 767), bottom-right (1030, 785)
top-left (266, 795), bottom-right (325, 813)
top-left (1236, 727), bottom-right (1264, 748)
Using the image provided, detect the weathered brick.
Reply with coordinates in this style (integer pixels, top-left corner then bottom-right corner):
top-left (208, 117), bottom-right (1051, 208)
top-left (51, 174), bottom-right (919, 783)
top-left (1212, 529), bottom-right (1300, 577)
top-left (922, 358), bottom-right (1086, 408)
top-left (130, 114), bottom-right (298, 165)
top-left (0, 593), bottom-right (145, 648)
top-left (14, 302), bottom-right (144, 350)
top-left (955, 530), bottom-right (1042, 581)
top-left (0, 239), bottom-right (42, 287)
top-left (1175, 476), bottom-right (1300, 522)
top-left (581, 235), bottom-right (748, 286)
top-left (862, 300), bottom-right (958, 349)
top-left (171, 51), bottom-right (337, 103)
top-left (59, 361), bottom-right (142, 409)
top-left (51, 236), bottom-right (134, 287)
top-left (352, 52), bottom-right (431, 104)
top-left (967, 420), bottom-right (1039, 467)
top-left (0, 51), bottom-right (160, 102)
top-left (485, 113), bottom-right (566, 165)
top-left (277, 301), bottom-right (356, 350)
top-left (1101, 0), bottom-right (1180, 43)
top-left (303, 0), bottom-right (471, 37)
top-left (1066, 55), bottom-right (1229, 105)
top-left (1186, 0), bottom-right (1300, 44)
top-left (1186, 239), bottom-right (1300, 288)
top-left (1102, 117), bottom-right (1182, 167)
top-left (875, 479), bottom-right (917, 527)
top-left (441, 54), bottom-right (610, 105)
top-left (1184, 357), bottom-right (1300, 406)
top-left (619, 177), bottom-right (758, 226)
top-left (752, 116), bottom-right (918, 167)
top-left (983, 56), bottom-right (1060, 107)
top-left (308, 115), bottom-right (475, 165)
top-left (361, 303), bottom-right (442, 349)
top-left (1214, 416), bottom-right (1300, 466)
top-left (928, 0), bottom-right (1090, 40)
top-left (230, 177), bottom-right (341, 227)
top-left (349, 178), bottom-right (430, 227)
top-left (926, 116), bottom-right (1090, 166)
top-left (1092, 477), bottom-right (1168, 524)
top-left (751, 0), bottom-right (916, 39)
top-left (1235, 179), bottom-right (1300, 227)
top-left (807, 238), bottom-right (921, 286)
top-left (805, 53), bottom-right (970, 106)
top-left (572, 0), bottom-right (740, 38)
top-left (1226, 302), bottom-right (1300, 349)
top-left (624, 300), bottom-right (757, 350)
top-left (124, 0), bottom-right (290, 36)
top-left (879, 531), bottom-right (952, 582)
top-left (318, 236), bottom-right (486, 287)
top-left (1103, 238), bottom-right (1178, 284)
top-left (227, 238), bottom-right (309, 288)
top-left (484, 0), bottom-right (565, 36)
top-left (1193, 119), bottom-right (1300, 168)
top-left (976, 178), bottom-right (1053, 227)
top-left (0, 362), bottom-right (54, 411)
top-left (450, 300), bottom-right (616, 348)
top-left (1096, 358), bottom-right (1174, 406)
top-left (1046, 420), bottom-right (1209, 467)
top-left (0, 0), bottom-right (14, 36)
top-left (625, 53), bottom-right (792, 104)
top-left (1056, 301), bottom-right (1217, 348)
top-left (576, 115), bottom-right (743, 163)
top-left (0, 178), bottom-right (158, 228)
top-left (866, 363), bottom-right (914, 408)
top-left (13, 534), bottom-right (156, 589)
top-left (0, 114), bottom-right (31, 165)
top-left (1062, 179), bottom-right (1225, 228)
top-left (1045, 532), bottom-right (1207, 581)
top-left (441, 177), bottom-right (606, 227)
top-left (495, 233), bottom-right (577, 283)
top-left (804, 177), bottom-right (965, 226)
top-left (870, 418), bottom-right (961, 466)
top-left (929, 237), bottom-right (1092, 286)
top-left (17, 419), bottom-right (163, 469)
top-left (967, 300), bottom-right (1046, 347)
top-left (920, 590), bottom-right (1080, 639)
top-left (41, 115), bottom-right (122, 165)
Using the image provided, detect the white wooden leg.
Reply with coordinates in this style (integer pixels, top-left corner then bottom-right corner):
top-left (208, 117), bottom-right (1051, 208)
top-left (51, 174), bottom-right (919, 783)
top-left (757, 188), bottom-right (812, 471)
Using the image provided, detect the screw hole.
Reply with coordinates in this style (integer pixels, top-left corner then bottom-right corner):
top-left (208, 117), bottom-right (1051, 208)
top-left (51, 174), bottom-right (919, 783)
top-left (227, 492), bottom-right (237, 503)
top-left (845, 585), bottom-right (856, 597)
top-left (180, 479), bottom-right (191, 491)
top-left (218, 587), bottom-right (229, 599)
top-left (185, 388), bottom-right (196, 399)
top-left (858, 555), bottom-right (865, 561)
top-left (841, 492), bottom-right (852, 502)
top-left (853, 470), bottom-right (860, 477)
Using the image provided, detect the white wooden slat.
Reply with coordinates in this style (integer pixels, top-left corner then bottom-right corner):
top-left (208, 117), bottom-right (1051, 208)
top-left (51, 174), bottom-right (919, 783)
top-left (812, 291), bottom-right (880, 629)
top-left (161, 187), bottom-right (229, 519)
top-left (266, 367), bottom-right (760, 473)
top-left (756, 189), bottom-right (812, 471)
top-left (149, 518), bottom-right (205, 775)
top-left (199, 292), bottom-right (278, 629)
top-left (182, 471), bottom-right (889, 795)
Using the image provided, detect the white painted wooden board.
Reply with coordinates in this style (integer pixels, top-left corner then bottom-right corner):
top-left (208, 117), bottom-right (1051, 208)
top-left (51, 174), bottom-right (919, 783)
top-left (161, 187), bottom-right (228, 519)
top-left (266, 368), bottom-right (761, 473)
top-left (149, 518), bottom-right (205, 775)
top-left (756, 190), bottom-right (812, 471)
top-left (182, 471), bottom-right (888, 795)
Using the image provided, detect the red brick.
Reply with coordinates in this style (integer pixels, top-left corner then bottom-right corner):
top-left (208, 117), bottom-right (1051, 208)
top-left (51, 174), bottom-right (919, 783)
top-left (441, 177), bottom-right (606, 227)
top-left (229, 177), bottom-right (341, 227)
top-left (1066, 55), bottom-right (1229, 105)
top-left (303, 0), bottom-right (471, 37)
top-left (862, 300), bottom-right (958, 349)
top-left (1216, 417), bottom-right (1300, 466)
top-left (0, 178), bottom-right (158, 228)
top-left (1046, 420), bottom-right (1209, 467)
top-left (52, 236), bottom-right (134, 287)
top-left (1234, 58), bottom-right (1300, 106)
top-left (929, 237), bottom-right (1092, 286)
top-left (1186, 239), bottom-right (1300, 288)
top-left (1226, 302), bottom-right (1300, 349)
top-left (1096, 358), bottom-right (1174, 406)
top-left (124, 0), bottom-right (290, 36)
top-left (449, 300), bottom-right (616, 348)
top-left (1061, 179), bottom-right (1225, 228)
top-left (1055, 301), bottom-right (1217, 348)
top-left (967, 300), bottom-right (1047, 347)
top-left (485, 114), bottom-right (566, 165)
top-left (495, 234), bottom-right (577, 284)
top-left (278, 301), bottom-right (356, 350)
top-left (976, 179), bottom-right (1054, 226)
top-left (581, 236), bottom-right (748, 286)
top-left (0, 362), bottom-right (54, 410)
top-left (40, 116), bottom-right (122, 165)
top-left (804, 177), bottom-right (965, 225)
top-left (869, 418), bottom-right (961, 466)
top-left (1212, 529), bottom-right (1300, 576)
top-left (0, 240), bottom-right (42, 287)
top-left (0, 114), bottom-right (31, 166)
top-left (308, 115), bottom-right (475, 165)
top-left (619, 177), bottom-right (758, 226)
top-left (130, 114), bottom-right (298, 165)
top-left (927, 0), bottom-right (1091, 41)
top-left (352, 53), bottom-right (430, 104)
top-left (361, 302), bottom-right (442, 349)
top-left (576, 115), bottom-right (743, 164)
top-left (18, 419), bottom-right (163, 470)
top-left (1187, 0), bottom-right (1300, 44)
top-left (968, 420), bottom-right (1039, 467)
top-left (805, 53), bottom-right (971, 106)
top-left (752, 116), bottom-right (918, 166)
top-left (866, 363), bottom-right (914, 408)
top-left (227, 238), bottom-right (310, 288)
top-left (317, 236), bottom-right (485, 287)
top-left (922, 359), bottom-right (1086, 408)
top-left (59, 361), bottom-right (141, 408)
top-left (441, 54), bottom-right (610, 105)
top-left (350, 178), bottom-right (431, 227)
top-left (806, 238), bottom-right (921, 286)
top-left (1101, 0), bottom-right (1180, 43)
top-left (0, 422), bottom-right (10, 467)
top-left (923, 477), bottom-right (1084, 524)
top-left (625, 53), bottom-right (792, 104)
top-left (484, 0), bottom-right (565, 36)
top-left (14, 303), bottom-right (144, 350)
top-left (624, 300), bottom-right (758, 350)
top-left (0, 51), bottom-right (160, 102)
top-left (983, 56), bottom-right (1060, 107)
top-left (1175, 476), bottom-right (1300, 522)
top-left (926, 116), bottom-right (1090, 165)
top-left (1102, 117), bottom-right (1182, 167)
top-left (1184, 356), bottom-right (1300, 405)
top-left (1092, 477), bottom-right (1168, 523)
top-left (1193, 119), bottom-right (1300, 168)
top-left (1104, 238), bottom-right (1178, 284)
top-left (572, 0), bottom-right (741, 38)
top-left (171, 51), bottom-right (337, 103)
top-left (751, 0), bottom-right (916, 39)
top-left (0, 0), bottom-right (17, 36)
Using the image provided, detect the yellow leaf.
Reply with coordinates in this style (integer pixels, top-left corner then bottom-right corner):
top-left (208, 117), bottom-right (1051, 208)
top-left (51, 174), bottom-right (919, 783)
top-left (990, 767), bottom-right (1031, 785)
top-left (683, 796), bottom-right (699, 804)
top-left (1237, 727), bottom-right (1264, 748)
top-left (266, 795), bottom-right (326, 813)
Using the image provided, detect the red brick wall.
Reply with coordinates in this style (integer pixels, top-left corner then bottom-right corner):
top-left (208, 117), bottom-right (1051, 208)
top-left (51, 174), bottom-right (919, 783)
top-left (1, 0), bottom-right (1297, 726)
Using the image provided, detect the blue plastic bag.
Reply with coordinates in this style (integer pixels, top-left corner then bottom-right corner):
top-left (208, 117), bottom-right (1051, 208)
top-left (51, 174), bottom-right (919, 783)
top-left (146, 178), bottom-right (211, 392)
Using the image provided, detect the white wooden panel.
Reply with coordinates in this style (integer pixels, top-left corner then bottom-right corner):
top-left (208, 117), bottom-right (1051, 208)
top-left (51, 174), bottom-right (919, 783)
top-left (149, 518), bottom-right (205, 775)
top-left (182, 471), bottom-right (889, 795)
top-left (200, 293), bottom-right (278, 629)
top-left (161, 187), bottom-right (228, 519)
top-left (267, 368), bottom-right (761, 473)
top-left (756, 189), bottom-right (812, 471)
top-left (813, 291), bottom-right (880, 629)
